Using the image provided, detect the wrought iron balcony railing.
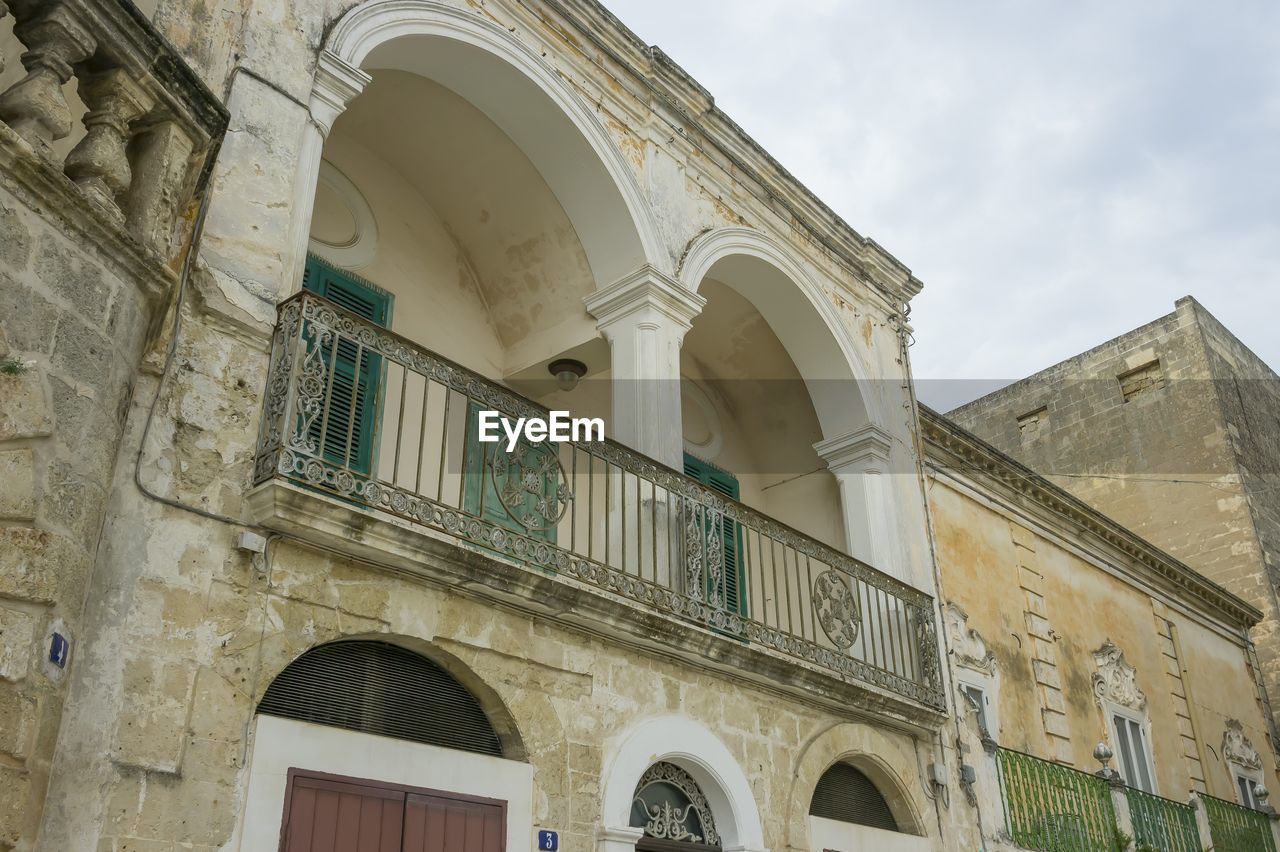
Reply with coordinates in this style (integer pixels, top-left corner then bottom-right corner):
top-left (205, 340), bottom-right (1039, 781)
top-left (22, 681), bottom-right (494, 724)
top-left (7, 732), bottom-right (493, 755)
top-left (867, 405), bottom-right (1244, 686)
top-left (253, 291), bottom-right (945, 710)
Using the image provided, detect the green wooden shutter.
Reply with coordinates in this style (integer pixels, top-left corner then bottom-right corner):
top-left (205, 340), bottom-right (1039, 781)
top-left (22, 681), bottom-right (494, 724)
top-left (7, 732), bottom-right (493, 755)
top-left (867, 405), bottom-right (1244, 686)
top-left (683, 452), bottom-right (745, 615)
top-left (302, 254), bottom-right (391, 476)
top-left (462, 402), bottom-right (557, 545)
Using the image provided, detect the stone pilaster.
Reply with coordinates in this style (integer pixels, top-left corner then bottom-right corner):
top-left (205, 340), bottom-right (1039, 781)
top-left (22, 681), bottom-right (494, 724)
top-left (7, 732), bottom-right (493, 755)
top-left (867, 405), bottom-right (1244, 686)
top-left (283, 51), bottom-right (371, 296)
top-left (814, 424), bottom-right (905, 580)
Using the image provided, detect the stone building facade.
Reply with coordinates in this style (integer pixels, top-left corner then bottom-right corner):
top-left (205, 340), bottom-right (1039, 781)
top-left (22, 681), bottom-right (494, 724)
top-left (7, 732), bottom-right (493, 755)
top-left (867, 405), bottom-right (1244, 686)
top-left (923, 409), bottom-right (1278, 850)
top-left (0, 1), bottom-right (1275, 851)
top-left (950, 297), bottom-right (1280, 740)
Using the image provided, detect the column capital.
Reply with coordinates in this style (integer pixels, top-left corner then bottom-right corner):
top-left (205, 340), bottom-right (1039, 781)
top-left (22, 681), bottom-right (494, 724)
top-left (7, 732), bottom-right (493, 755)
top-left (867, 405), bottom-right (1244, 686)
top-left (310, 50), bottom-right (371, 137)
top-left (814, 424), bottom-right (893, 471)
top-left (584, 264), bottom-right (706, 335)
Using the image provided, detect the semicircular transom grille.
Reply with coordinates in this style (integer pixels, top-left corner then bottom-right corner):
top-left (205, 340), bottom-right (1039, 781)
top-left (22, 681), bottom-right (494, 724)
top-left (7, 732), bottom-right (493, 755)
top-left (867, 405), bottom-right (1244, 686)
top-left (809, 762), bottom-right (899, 832)
top-left (257, 640), bottom-right (504, 757)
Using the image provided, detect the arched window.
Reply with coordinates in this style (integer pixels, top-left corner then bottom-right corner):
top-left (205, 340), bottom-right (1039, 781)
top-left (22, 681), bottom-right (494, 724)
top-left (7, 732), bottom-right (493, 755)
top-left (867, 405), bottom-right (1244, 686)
top-left (809, 762), bottom-right (899, 832)
top-left (257, 640), bottom-right (504, 757)
top-left (630, 762), bottom-right (721, 850)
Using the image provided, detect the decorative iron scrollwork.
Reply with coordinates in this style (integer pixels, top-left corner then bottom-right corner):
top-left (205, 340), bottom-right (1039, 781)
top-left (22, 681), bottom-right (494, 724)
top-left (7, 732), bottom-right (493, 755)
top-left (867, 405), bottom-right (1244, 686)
top-left (813, 570), bottom-right (860, 649)
top-left (489, 441), bottom-right (571, 531)
top-left (631, 761), bottom-right (720, 847)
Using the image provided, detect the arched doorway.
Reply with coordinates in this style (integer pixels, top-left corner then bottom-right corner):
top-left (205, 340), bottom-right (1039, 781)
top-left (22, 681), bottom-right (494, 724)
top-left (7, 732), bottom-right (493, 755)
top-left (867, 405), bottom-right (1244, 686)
top-left (599, 715), bottom-right (766, 852)
top-left (235, 639), bottom-right (532, 852)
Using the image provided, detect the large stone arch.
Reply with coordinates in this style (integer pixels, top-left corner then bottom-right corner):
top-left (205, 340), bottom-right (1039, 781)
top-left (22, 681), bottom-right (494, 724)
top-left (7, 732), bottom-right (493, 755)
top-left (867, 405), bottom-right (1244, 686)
top-left (300, 0), bottom-right (670, 292)
top-left (785, 722), bottom-right (930, 851)
top-left (678, 226), bottom-right (883, 436)
top-left (599, 714), bottom-right (767, 852)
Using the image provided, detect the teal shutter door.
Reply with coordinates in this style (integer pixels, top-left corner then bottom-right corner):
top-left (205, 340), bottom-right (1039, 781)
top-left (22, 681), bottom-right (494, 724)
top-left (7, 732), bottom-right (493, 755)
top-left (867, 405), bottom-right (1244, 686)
top-left (301, 255), bottom-right (391, 476)
top-left (683, 452), bottom-right (746, 615)
top-left (462, 403), bottom-right (558, 545)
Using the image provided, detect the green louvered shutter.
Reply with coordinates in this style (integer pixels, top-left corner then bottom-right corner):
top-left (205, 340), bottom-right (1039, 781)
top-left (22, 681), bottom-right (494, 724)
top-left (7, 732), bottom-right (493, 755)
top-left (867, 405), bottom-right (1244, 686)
top-left (302, 255), bottom-right (391, 476)
top-left (683, 452), bottom-right (745, 615)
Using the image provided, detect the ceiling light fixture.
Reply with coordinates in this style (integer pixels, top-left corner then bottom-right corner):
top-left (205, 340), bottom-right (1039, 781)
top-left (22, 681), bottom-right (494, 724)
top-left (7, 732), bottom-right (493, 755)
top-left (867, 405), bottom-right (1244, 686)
top-left (548, 358), bottom-right (588, 391)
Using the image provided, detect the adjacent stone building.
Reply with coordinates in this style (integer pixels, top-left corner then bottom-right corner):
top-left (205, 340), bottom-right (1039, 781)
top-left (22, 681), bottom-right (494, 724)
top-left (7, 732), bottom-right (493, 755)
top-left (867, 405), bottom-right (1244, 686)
top-left (950, 297), bottom-right (1280, 740)
top-left (0, 1), bottom-right (1275, 851)
top-left (923, 407), bottom-right (1278, 850)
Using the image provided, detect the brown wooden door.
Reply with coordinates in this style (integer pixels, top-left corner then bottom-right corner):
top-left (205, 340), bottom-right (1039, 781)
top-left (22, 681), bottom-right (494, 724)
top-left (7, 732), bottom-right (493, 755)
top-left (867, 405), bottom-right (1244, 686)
top-left (283, 775), bottom-right (404, 852)
top-left (402, 793), bottom-right (504, 852)
top-left (281, 770), bottom-right (506, 852)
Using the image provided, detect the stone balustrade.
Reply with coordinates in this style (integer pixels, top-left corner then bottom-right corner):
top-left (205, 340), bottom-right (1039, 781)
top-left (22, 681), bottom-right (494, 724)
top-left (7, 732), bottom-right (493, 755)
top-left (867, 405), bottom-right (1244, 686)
top-left (0, 0), bottom-right (226, 258)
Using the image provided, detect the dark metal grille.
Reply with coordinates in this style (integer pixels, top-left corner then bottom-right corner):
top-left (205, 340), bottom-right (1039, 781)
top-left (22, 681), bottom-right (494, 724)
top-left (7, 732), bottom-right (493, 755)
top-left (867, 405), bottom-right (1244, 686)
top-left (257, 640), bottom-right (504, 757)
top-left (809, 762), bottom-right (899, 832)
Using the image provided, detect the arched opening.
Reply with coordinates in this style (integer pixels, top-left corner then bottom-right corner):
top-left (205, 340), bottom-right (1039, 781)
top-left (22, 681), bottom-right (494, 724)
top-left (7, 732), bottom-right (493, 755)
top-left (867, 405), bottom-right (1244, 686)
top-left (240, 639), bottom-right (533, 851)
top-left (257, 639), bottom-right (524, 760)
top-left (809, 762), bottom-right (900, 832)
top-left (599, 716), bottom-right (766, 852)
top-left (630, 761), bottom-right (722, 851)
top-left (805, 760), bottom-right (929, 851)
top-left (681, 274), bottom-right (844, 550)
top-left (677, 228), bottom-right (913, 583)
top-left (300, 0), bottom-right (668, 411)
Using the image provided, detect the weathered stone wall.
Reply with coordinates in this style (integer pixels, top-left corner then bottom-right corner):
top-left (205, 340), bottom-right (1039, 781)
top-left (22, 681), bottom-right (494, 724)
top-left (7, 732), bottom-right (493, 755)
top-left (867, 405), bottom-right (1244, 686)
top-left (949, 296), bottom-right (1280, 736)
top-left (0, 173), bottom-right (159, 847)
top-left (1188, 300), bottom-right (1280, 723)
top-left (38, 513), bottom-right (962, 850)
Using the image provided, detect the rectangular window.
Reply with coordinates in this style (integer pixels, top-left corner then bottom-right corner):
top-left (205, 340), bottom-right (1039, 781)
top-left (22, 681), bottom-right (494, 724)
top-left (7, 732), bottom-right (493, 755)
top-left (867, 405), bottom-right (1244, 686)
top-left (962, 684), bottom-right (990, 733)
top-left (683, 452), bottom-right (745, 615)
top-left (1112, 712), bottom-right (1155, 793)
top-left (1239, 774), bottom-right (1260, 809)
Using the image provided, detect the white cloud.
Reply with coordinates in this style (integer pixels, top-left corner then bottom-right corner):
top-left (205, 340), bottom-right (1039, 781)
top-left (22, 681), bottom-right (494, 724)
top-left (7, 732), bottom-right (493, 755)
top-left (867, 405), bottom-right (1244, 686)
top-left (606, 0), bottom-right (1280, 406)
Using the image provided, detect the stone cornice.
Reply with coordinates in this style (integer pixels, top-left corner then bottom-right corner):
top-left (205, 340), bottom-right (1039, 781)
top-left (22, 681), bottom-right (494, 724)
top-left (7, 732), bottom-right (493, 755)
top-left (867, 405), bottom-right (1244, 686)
top-left (583, 264), bottom-right (706, 331)
top-left (919, 405), bottom-right (1263, 631)
top-left (814, 425), bottom-right (893, 470)
top-left (310, 51), bottom-right (371, 136)
top-left (534, 0), bottom-right (924, 308)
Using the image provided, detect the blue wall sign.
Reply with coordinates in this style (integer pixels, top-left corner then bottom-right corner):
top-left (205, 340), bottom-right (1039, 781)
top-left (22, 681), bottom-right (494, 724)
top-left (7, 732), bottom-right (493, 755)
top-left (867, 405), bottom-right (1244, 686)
top-left (537, 831), bottom-right (558, 851)
top-left (49, 632), bottom-right (69, 668)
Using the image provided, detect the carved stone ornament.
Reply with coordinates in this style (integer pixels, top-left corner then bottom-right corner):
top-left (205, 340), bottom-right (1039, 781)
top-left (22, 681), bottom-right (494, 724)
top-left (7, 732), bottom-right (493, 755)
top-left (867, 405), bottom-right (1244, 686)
top-left (1223, 719), bottom-right (1263, 772)
top-left (1091, 640), bottom-right (1146, 712)
top-left (944, 602), bottom-right (996, 675)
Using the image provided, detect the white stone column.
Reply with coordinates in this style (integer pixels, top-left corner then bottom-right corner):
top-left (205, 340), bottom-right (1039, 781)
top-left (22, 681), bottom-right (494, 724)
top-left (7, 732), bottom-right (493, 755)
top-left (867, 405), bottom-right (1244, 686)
top-left (585, 266), bottom-right (705, 468)
top-left (283, 50), bottom-right (371, 295)
top-left (814, 424), bottom-right (905, 581)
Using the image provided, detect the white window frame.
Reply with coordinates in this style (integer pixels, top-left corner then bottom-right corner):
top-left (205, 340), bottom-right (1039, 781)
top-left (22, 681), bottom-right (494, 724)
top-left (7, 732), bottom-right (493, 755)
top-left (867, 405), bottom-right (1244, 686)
top-left (956, 673), bottom-right (998, 739)
top-left (1107, 705), bottom-right (1158, 794)
top-left (1233, 766), bottom-right (1266, 809)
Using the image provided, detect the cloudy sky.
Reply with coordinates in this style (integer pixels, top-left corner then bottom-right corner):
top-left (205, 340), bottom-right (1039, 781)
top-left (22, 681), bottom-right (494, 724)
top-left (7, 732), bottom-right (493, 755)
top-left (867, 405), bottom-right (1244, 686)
top-left (607, 0), bottom-right (1280, 410)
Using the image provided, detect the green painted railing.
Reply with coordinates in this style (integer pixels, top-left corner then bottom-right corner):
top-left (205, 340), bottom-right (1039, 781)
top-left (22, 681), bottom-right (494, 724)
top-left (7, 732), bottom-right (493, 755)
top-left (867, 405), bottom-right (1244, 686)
top-left (1202, 792), bottom-right (1276, 852)
top-left (996, 747), bottom-right (1119, 852)
top-left (1126, 787), bottom-right (1198, 852)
